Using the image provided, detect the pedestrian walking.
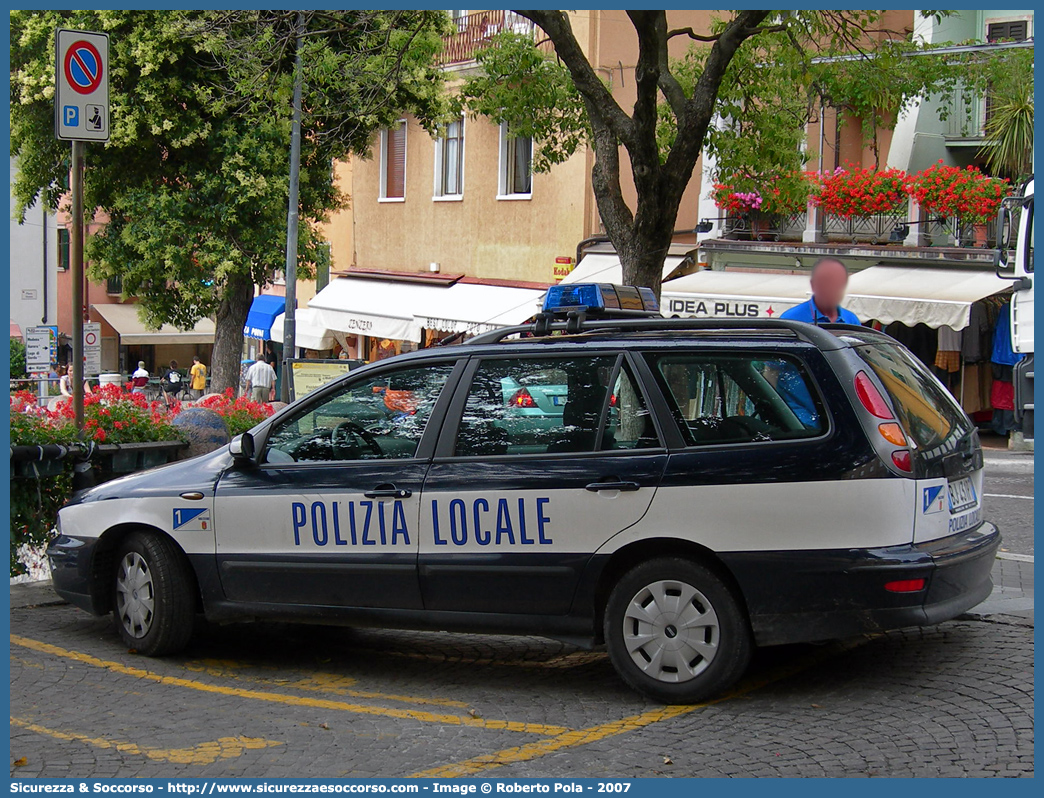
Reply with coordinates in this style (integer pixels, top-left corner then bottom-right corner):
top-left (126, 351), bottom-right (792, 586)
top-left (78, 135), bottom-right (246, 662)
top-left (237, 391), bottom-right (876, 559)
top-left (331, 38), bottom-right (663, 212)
top-left (245, 354), bottom-right (276, 404)
top-left (189, 355), bottom-right (207, 400)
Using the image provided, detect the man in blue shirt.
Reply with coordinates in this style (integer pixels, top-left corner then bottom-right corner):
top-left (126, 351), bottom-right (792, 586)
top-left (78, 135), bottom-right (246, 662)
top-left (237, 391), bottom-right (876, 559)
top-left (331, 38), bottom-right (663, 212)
top-left (780, 257), bottom-right (861, 325)
top-left (769, 257), bottom-right (861, 427)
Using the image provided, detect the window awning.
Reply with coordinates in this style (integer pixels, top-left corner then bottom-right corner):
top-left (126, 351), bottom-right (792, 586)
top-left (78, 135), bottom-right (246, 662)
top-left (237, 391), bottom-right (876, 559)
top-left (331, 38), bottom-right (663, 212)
top-left (309, 277), bottom-right (546, 341)
top-left (660, 270), bottom-right (810, 319)
top-left (560, 253), bottom-right (693, 286)
top-left (91, 303), bottom-right (215, 345)
top-left (844, 266), bottom-right (1012, 330)
top-left (243, 294), bottom-right (290, 340)
top-left (270, 309), bottom-right (337, 351)
top-left (413, 282), bottom-right (545, 334)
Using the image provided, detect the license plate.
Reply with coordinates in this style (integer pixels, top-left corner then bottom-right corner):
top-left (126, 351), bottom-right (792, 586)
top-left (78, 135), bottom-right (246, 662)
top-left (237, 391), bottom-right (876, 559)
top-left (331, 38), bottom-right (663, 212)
top-left (947, 477), bottom-right (977, 513)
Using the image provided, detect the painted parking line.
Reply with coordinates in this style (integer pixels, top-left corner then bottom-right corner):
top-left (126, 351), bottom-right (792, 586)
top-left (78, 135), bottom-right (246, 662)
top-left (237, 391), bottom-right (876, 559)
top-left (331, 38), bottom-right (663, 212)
top-left (984, 493), bottom-right (1034, 500)
top-left (11, 635), bottom-right (570, 737)
top-left (182, 658), bottom-right (472, 708)
top-left (412, 637), bottom-right (871, 778)
top-left (11, 716), bottom-right (281, 766)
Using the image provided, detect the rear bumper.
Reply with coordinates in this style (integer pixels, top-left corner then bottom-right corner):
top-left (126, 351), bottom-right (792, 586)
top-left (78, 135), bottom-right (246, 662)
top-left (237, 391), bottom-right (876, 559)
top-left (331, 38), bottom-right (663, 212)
top-left (720, 522), bottom-right (1001, 646)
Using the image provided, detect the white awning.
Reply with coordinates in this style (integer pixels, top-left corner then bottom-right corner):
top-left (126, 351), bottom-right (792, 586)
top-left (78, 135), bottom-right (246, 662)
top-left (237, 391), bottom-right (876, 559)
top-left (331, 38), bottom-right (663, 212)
top-left (309, 277), bottom-right (428, 343)
top-left (91, 303), bottom-right (215, 345)
top-left (660, 270), bottom-right (810, 319)
top-left (560, 253), bottom-right (691, 286)
top-left (270, 309), bottom-right (337, 351)
top-left (308, 277), bottom-right (546, 342)
top-left (844, 266), bottom-right (1011, 330)
top-left (414, 282), bottom-right (545, 334)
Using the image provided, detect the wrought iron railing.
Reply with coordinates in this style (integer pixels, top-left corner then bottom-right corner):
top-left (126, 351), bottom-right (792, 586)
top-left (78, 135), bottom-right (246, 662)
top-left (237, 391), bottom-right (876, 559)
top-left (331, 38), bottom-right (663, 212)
top-left (439, 10), bottom-right (538, 65)
top-left (922, 215), bottom-right (1000, 248)
top-left (821, 211), bottom-right (908, 245)
top-left (723, 211), bottom-right (807, 242)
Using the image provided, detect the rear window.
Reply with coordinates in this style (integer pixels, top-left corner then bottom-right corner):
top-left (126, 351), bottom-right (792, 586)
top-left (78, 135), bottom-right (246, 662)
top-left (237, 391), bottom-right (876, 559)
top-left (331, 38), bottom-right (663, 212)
top-left (854, 343), bottom-right (972, 451)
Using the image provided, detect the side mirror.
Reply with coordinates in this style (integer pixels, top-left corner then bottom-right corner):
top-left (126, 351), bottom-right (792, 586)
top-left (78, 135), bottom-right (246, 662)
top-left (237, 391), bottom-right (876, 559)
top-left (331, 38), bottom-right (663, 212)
top-left (995, 206), bottom-right (1014, 274)
top-left (228, 432), bottom-right (256, 464)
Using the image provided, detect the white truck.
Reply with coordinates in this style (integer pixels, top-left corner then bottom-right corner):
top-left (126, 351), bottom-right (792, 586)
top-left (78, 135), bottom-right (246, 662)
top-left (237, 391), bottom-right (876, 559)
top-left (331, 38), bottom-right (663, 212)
top-left (996, 177), bottom-right (1034, 442)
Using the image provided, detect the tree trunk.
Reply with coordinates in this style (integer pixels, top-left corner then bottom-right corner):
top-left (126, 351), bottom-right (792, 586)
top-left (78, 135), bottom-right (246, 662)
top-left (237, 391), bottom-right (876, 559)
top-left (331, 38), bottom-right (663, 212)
top-left (210, 277), bottom-right (254, 395)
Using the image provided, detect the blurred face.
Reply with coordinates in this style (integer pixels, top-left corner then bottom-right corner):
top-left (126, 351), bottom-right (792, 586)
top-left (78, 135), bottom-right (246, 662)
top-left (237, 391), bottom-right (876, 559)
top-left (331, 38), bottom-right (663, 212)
top-left (810, 260), bottom-right (848, 312)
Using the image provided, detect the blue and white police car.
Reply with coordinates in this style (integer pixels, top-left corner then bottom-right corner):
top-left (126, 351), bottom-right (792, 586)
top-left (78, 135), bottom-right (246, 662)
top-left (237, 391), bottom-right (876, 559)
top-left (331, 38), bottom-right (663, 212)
top-left (49, 284), bottom-right (999, 704)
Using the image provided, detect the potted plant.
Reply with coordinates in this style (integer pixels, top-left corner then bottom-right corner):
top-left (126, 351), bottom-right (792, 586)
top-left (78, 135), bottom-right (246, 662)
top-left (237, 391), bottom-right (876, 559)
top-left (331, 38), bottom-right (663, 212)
top-left (711, 178), bottom-right (770, 239)
top-left (813, 165), bottom-right (910, 219)
top-left (906, 161), bottom-right (1008, 247)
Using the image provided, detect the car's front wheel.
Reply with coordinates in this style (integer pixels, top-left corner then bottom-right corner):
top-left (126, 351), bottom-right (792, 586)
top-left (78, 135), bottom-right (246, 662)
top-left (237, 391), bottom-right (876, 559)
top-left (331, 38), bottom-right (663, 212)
top-left (111, 531), bottom-right (196, 656)
top-left (604, 557), bottom-right (752, 704)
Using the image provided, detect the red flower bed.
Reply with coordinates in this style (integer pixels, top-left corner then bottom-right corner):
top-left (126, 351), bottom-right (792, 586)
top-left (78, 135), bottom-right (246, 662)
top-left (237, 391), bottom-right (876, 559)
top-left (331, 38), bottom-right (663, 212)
top-left (812, 165), bottom-right (911, 219)
top-left (906, 161), bottom-right (1008, 224)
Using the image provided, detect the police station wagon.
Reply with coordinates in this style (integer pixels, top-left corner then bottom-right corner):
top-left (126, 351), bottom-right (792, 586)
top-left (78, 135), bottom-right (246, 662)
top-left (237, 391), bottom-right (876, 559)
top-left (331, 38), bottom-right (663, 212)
top-left (49, 284), bottom-right (1000, 704)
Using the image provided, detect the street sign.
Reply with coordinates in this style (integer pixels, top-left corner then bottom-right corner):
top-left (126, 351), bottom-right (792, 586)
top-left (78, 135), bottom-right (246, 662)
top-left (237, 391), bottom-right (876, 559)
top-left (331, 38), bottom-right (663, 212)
top-left (83, 322), bottom-right (102, 377)
top-left (55, 29), bottom-right (109, 142)
top-left (25, 327), bottom-right (53, 373)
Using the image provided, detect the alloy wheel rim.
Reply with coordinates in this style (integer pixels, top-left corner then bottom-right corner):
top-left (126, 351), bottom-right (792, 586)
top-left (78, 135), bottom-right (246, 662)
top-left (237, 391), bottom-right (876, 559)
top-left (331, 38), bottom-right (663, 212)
top-left (622, 579), bottom-right (719, 683)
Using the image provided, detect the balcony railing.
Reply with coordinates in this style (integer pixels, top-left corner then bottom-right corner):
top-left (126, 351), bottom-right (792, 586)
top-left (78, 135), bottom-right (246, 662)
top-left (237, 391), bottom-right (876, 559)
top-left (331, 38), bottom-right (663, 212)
top-left (723, 211), bottom-right (807, 242)
top-left (439, 10), bottom-right (538, 66)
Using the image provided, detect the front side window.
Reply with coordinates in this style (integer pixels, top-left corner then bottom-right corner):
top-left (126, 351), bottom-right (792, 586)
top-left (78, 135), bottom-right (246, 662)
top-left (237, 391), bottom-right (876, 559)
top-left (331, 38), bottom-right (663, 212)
top-left (380, 121), bottom-right (406, 200)
top-left (263, 363), bottom-right (454, 463)
top-left (435, 117), bottom-right (464, 198)
top-left (498, 123), bottom-right (532, 197)
top-left (649, 352), bottom-right (825, 446)
top-left (453, 356), bottom-right (658, 457)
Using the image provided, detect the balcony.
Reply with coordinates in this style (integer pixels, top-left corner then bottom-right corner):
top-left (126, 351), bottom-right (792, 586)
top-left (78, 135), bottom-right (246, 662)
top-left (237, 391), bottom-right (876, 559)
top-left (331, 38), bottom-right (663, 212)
top-left (439, 10), bottom-right (538, 66)
top-left (944, 81), bottom-right (987, 144)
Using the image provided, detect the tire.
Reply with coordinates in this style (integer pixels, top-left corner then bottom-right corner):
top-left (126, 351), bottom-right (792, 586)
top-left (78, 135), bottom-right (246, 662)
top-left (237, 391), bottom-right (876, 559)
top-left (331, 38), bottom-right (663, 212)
top-left (604, 557), bottom-right (752, 704)
top-left (111, 531), bottom-right (196, 656)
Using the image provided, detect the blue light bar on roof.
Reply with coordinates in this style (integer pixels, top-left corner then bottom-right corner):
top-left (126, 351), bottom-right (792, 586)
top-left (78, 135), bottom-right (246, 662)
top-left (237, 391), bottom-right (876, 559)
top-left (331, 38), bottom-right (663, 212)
top-left (542, 283), bottom-right (660, 316)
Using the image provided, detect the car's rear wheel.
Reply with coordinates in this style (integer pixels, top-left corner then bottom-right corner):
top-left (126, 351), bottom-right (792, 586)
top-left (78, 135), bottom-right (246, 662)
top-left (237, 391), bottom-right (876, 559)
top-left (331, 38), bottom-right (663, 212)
top-left (111, 531), bottom-right (196, 656)
top-left (604, 557), bottom-right (752, 704)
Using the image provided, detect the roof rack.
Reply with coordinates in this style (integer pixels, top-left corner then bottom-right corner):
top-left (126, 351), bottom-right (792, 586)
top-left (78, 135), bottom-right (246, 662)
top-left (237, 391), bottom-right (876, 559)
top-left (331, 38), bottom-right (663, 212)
top-left (465, 317), bottom-right (851, 351)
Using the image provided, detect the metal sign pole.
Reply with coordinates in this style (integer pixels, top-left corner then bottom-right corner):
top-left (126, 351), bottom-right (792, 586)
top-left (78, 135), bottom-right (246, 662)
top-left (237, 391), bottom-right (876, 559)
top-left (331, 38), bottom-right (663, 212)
top-left (281, 10), bottom-right (305, 404)
top-left (71, 140), bottom-right (85, 430)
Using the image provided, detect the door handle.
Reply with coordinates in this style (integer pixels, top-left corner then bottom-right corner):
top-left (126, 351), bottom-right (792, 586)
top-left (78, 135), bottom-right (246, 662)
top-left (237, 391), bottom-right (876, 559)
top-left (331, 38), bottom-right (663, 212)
top-left (364, 485), bottom-right (412, 499)
top-left (585, 480), bottom-right (641, 492)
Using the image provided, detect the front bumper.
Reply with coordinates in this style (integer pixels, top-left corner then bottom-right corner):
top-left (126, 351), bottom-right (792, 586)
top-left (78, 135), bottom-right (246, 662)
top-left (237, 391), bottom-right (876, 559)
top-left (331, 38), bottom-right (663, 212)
top-left (47, 534), bottom-right (106, 615)
top-left (721, 522), bottom-right (1001, 646)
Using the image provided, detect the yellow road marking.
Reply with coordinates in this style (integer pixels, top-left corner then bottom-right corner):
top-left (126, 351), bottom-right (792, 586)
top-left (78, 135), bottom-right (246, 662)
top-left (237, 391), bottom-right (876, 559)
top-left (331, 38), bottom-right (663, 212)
top-left (11, 717), bottom-right (280, 766)
top-left (182, 659), bottom-right (470, 708)
top-left (412, 637), bottom-right (871, 777)
top-left (11, 635), bottom-right (568, 737)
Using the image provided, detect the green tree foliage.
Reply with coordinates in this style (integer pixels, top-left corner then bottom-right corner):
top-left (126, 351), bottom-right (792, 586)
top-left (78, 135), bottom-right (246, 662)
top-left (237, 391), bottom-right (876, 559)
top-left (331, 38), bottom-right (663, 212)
top-left (10, 338), bottom-right (27, 380)
top-left (10, 10), bottom-right (447, 391)
top-left (458, 10), bottom-right (1028, 292)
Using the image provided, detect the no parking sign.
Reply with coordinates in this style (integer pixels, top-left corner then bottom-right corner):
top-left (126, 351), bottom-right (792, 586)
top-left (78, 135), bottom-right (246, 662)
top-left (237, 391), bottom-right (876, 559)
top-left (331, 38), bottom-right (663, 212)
top-left (55, 29), bottom-right (109, 142)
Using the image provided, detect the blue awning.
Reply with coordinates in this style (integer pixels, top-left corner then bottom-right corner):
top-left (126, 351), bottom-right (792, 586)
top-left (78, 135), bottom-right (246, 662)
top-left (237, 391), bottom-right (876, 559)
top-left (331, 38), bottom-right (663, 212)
top-left (243, 294), bottom-right (292, 340)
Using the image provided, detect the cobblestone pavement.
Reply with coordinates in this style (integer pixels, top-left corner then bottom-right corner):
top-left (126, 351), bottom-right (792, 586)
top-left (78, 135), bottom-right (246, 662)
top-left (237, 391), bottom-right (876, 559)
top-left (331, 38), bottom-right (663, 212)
top-left (9, 561), bottom-right (1033, 779)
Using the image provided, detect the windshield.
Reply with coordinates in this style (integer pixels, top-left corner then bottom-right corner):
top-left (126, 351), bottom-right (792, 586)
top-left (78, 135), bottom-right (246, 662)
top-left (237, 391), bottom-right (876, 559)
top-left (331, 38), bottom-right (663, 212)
top-left (853, 343), bottom-right (972, 452)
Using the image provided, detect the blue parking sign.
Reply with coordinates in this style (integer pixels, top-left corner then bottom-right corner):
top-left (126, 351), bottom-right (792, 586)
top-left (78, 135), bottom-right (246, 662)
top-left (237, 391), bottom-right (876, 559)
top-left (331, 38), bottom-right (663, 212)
top-left (63, 105), bottom-right (79, 126)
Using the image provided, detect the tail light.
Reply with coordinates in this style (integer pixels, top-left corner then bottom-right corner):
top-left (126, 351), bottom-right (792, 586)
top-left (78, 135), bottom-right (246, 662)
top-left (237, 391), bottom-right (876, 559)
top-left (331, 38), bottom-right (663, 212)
top-left (855, 371), bottom-right (893, 419)
top-left (884, 578), bottom-right (925, 593)
top-left (510, 388), bottom-right (537, 408)
top-left (856, 371), bottom-right (913, 474)
top-left (609, 394), bottom-right (618, 407)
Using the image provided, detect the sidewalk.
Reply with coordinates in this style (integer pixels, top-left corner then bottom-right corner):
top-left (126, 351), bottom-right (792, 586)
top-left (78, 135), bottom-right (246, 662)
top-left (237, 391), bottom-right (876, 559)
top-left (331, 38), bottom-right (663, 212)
top-left (11, 556), bottom-right (1033, 622)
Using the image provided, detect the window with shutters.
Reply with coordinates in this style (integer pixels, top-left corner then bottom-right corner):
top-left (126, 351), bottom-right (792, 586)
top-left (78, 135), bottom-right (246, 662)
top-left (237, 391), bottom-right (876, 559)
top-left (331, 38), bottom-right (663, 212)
top-left (434, 117), bottom-right (465, 199)
top-left (498, 122), bottom-right (533, 199)
top-left (379, 120), bottom-right (407, 201)
top-left (984, 20), bottom-right (1030, 126)
top-left (106, 276), bottom-right (123, 296)
top-left (57, 228), bottom-right (70, 271)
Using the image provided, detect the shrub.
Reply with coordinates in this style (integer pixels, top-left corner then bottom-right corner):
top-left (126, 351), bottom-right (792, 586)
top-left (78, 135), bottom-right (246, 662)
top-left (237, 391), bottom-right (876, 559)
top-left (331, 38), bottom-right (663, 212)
top-left (761, 171), bottom-right (818, 215)
top-left (10, 338), bottom-right (27, 379)
top-left (198, 388), bottom-right (274, 436)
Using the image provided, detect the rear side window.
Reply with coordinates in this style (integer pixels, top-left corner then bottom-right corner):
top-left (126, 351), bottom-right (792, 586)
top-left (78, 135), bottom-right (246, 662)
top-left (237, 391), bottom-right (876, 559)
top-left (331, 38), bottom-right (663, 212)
top-left (647, 352), bottom-right (826, 446)
top-left (854, 343), bottom-right (972, 450)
